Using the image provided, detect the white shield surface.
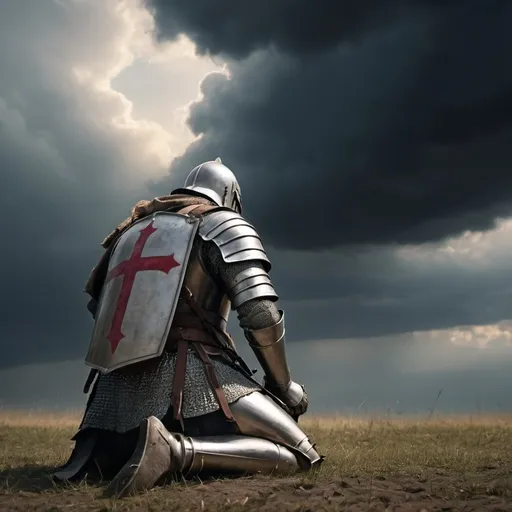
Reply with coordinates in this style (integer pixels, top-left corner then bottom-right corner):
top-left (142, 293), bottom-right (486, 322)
top-left (86, 212), bottom-right (199, 373)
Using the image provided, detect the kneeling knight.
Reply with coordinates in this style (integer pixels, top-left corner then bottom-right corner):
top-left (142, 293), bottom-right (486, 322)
top-left (53, 158), bottom-right (323, 497)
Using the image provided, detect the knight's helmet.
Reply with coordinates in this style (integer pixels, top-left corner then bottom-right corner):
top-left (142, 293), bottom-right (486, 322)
top-left (173, 158), bottom-right (242, 213)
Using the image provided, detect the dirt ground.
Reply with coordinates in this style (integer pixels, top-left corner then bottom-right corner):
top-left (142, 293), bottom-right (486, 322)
top-left (1, 412), bottom-right (511, 511)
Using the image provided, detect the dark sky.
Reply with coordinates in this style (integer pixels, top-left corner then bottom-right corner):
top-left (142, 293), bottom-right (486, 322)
top-left (148, 0), bottom-right (512, 249)
top-left (0, 0), bottom-right (511, 412)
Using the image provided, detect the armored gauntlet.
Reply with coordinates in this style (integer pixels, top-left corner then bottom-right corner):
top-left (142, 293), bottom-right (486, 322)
top-left (244, 311), bottom-right (308, 418)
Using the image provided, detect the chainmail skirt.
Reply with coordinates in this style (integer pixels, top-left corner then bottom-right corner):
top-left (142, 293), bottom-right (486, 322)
top-left (81, 350), bottom-right (260, 433)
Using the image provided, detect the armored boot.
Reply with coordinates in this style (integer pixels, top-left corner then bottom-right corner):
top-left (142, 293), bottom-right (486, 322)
top-left (104, 415), bottom-right (311, 498)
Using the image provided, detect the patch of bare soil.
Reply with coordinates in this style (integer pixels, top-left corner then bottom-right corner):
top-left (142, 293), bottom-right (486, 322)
top-left (1, 469), bottom-right (511, 511)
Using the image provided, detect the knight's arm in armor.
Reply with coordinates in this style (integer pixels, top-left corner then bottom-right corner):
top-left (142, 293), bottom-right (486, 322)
top-left (237, 296), bottom-right (308, 419)
top-left (199, 210), bottom-right (308, 418)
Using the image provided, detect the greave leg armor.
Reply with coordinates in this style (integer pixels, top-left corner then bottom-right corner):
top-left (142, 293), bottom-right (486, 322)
top-left (186, 435), bottom-right (302, 474)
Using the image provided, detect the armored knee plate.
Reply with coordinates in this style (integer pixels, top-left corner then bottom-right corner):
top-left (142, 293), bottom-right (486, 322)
top-left (230, 392), bottom-right (322, 468)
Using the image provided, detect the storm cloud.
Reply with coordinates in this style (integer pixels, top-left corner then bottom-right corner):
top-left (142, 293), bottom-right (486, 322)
top-left (149, 0), bottom-right (512, 250)
top-left (0, 0), bottom-right (191, 368)
top-left (1, 0), bottom-right (511, 377)
top-left (148, 0), bottom-right (458, 58)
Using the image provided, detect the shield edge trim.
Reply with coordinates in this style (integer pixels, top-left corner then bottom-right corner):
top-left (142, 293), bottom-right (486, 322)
top-left (85, 212), bottom-right (200, 374)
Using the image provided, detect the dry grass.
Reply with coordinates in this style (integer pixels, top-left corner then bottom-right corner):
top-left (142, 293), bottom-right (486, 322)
top-left (0, 410), bottom-right (81, 428)
top-left (1, 411), bottom-right (512, 511)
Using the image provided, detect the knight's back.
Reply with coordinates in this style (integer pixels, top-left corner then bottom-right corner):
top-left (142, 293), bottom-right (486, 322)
top-left (55, 159), bottom-right (317, 487)
top-left (79, 158), bottom-right (280, 433)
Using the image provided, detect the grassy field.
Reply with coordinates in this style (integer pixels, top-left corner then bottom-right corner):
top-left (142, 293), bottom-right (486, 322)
top-left (1, 411), bottom-right (512, 511)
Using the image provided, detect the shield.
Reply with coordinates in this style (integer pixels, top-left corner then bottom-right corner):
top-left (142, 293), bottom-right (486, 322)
top-left (85, 212), bottom-right (199, 373)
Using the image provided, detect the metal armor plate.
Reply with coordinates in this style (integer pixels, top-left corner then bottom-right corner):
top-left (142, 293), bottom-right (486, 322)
top-left (85, 212), bottom-right (199, 373)
top-left (198, 210), bottom-right (271, 270)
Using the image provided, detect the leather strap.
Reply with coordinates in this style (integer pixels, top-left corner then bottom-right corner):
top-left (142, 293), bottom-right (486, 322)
top-left (168, 327), bottom-right (215, 344)
top-left (180, 287), bottom-right (232, 348)
top-left (171, 339), bottom-right (189, 430)
top-left (83, 369), bottom-right (98, 394)
top-left (192, 342), bottom-right (236, 422)
top-left (177, 204), bottom-right (203, 216)
top-left (177, 204), bottom-right (219, 217)
top-left (174, 307), bottom-right (227, 333)
top-left (167, 328), bottom-right (225, 355)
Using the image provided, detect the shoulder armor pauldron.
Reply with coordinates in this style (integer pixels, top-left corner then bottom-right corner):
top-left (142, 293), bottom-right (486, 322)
top-left (198, 210), bottom-right (271, 270)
